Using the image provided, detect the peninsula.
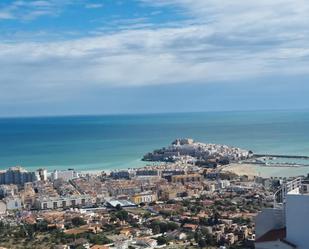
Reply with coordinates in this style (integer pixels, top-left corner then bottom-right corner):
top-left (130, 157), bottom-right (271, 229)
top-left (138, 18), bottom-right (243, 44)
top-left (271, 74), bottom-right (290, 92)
top-left (143, 138), bottom-right (252, 167)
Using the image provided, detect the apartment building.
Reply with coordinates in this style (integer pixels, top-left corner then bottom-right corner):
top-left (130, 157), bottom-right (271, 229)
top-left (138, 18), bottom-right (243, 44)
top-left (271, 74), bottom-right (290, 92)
top-left (35, 195), bottom-right (95, 210)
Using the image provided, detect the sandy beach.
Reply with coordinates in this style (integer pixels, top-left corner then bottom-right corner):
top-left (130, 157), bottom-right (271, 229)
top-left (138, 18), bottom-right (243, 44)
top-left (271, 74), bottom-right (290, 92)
top-left (222, 163), bottom-right (309, 178)
top-left (222, 163), bottom-right (259, 177)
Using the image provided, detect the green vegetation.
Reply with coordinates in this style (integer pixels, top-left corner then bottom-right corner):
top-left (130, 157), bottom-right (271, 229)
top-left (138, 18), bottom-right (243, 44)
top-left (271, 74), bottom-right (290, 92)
top-left (150, 221), bottom-right (179, 234)
top-left (0, 220), bottom-right (113, 249)
top-left (156, 235), bottom-right (171, 245)
top-left (71, 217), bottom-right (87, 227)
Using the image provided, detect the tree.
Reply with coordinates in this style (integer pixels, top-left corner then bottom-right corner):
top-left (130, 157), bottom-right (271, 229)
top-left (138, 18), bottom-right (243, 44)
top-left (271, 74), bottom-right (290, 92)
top-left (115, 210), bottom-right (129, 221)
top-left (213, 212), bottom-right (220, 225)
top-left (143, 212), bottom-right (151, 219)
top-left (156, 236), bottom-right (170, 245)
top-left (35, 220), bottom-right (48, 232)
top-left (159, 222), bottom-right (168, 233)
top-left (198, 238), bottom-right (207, 248)
top-left (71, 217), bottom-right (86, 227)
top-left (182, 199), bottom-right (190, 206)
top-left (75, 246), bottom-right (86, 249)
top-left (199, 217), bottom-right (209, 226)
top-left (194, 231), bottom-right (202, 243)
top-left (152, 224), bottom-right (160, 234)
top-left (25, 224), bottom-right (35, 238)
top-left (167, 222), bottom-right (179, 231)
top-left (88, 234), bottom-right (113, 245)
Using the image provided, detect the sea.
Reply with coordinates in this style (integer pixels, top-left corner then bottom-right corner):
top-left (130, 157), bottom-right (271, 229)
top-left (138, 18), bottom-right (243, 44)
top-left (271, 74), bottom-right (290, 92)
top-left (1, 110), bottom-right (309, 177)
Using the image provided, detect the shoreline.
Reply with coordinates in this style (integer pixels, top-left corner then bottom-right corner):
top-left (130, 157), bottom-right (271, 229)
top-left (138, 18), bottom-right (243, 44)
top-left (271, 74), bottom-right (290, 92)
top-left (222, 163), bottom-right (309, 178)
top-left (6, 160), bottom-right (309, 179)
top-left (222, 163), bottom-right (259, 177)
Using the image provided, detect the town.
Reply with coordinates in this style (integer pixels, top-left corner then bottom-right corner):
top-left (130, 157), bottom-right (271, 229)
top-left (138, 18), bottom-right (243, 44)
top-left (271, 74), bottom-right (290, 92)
top-left (0, 139), bottom-right (306, 249)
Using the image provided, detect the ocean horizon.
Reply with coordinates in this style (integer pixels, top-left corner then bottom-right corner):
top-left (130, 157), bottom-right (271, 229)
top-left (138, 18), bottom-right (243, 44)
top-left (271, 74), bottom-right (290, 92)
top-left (1, 110), bottom-right (309, 175)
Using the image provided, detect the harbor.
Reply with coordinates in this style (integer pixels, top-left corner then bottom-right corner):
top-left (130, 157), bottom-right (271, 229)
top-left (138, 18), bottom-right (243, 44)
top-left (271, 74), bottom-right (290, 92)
top-left (244, 154), bottom-right (309, 167)
top-left (253, 154), bottom-right (309, 159)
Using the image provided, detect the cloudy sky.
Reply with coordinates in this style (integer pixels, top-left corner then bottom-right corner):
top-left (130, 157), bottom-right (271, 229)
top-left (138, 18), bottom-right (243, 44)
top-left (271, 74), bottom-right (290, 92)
top-left (0, 0), bottom-right (309, 116)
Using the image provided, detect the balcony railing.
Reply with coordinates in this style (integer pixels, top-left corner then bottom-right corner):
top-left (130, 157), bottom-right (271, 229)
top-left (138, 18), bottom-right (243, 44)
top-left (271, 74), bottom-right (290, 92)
top-left (273, 177), bottom-right (302, 208)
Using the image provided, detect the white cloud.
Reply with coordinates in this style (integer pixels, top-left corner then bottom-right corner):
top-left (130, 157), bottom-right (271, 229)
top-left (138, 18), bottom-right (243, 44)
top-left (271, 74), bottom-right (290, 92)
top-left (0, 0), bottom-right (74, 20)
top-left (1, 0), bottom-right (309, 102)
top-left (0, 11), bottom-right (13, 19)
top-left (85, 3), bottom-right (104, 9)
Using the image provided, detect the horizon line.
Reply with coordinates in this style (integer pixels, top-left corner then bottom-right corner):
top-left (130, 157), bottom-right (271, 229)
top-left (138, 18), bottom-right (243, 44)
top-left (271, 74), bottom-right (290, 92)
top-left (0, 107), bottom-right (309, 120)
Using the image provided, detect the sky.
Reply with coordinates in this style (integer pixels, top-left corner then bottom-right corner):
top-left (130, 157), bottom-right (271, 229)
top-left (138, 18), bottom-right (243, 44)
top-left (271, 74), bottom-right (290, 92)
top-left (0, 0), bottom-right (309, 116)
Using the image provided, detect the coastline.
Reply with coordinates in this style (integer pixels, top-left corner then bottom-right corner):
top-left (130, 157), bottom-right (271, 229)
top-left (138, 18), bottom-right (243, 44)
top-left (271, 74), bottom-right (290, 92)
top-left (222, 163), bottom-right (258, 177)
top-left (222, 163), bottom-right (309, 178)
top-left (1, 110), bottom-right (309, 175)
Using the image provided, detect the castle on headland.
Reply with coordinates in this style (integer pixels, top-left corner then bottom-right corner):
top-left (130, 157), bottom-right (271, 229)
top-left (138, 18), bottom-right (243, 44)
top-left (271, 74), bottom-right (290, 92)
top-left (143, 138), bottom-right (252, 166)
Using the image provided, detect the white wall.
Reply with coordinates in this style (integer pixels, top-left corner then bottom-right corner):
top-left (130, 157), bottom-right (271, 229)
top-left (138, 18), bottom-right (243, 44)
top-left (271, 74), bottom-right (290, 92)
top-left (52, 170), bottom-right (79, 181)
top-left (37, 195), bottom-right (94, 209)
top-left (5, 198), bottom-right (22, 210)
top-left (255, 208), bottom-right (285, 239)
top-left (286, 192), bottom-right (309, 249)
top-left (0, 201), bottom-right (7, 214)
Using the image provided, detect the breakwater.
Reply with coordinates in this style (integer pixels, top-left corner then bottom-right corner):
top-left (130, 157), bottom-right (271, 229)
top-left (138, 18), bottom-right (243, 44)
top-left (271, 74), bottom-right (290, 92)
top-left (254, 154), bottom-right (309, 159)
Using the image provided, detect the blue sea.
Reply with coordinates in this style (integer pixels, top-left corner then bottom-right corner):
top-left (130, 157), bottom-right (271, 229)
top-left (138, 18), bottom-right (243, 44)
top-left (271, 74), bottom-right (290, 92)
top-left (1, 110), bottom-right (309, 176)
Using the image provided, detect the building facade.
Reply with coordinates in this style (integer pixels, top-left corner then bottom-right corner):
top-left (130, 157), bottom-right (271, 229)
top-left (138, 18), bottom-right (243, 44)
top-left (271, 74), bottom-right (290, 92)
top-left (35, 195), bottom-right (95, 210)
top-left (51, 169), bottom-right (79, 181)
top-left (130, 191), bottom-right (157, 204)
top-left (0, 167), bottom-right (37, 185)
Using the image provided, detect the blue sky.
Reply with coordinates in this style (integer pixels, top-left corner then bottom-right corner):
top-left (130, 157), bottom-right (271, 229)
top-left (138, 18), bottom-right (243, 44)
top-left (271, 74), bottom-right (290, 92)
top-left (0, 0), bottom-right (309, 116)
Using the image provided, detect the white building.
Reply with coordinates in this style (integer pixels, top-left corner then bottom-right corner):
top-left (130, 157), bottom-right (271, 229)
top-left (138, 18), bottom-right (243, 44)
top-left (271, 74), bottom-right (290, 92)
top-left (51, 169), bottom-right (79, 181)
top-left (255, 208), bottom-right (285, 239)
top-left (35, 195), bottom-right (94, 210)
top-left (255, 178), bottom-right (308, 249)
top-left (0, 184), bottom-right (18, 197)
top-left (218, 180), bottom-right (230, 189)
top-left (285, 188), bottom-right (309, 249)
top-left (0, 167), bottom-right (37, 185)
top-left (4, 197), bottom-right (22, 210)
top-left (0, 201), bottom-right (7, 214)
top-left (135, 238), bottom-right (157, 248)
top-left (36, 168), bottom-right (48, 181)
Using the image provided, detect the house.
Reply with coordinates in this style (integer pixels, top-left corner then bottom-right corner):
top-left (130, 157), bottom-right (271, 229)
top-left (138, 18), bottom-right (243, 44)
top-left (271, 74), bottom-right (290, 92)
top-left (91, 246), bottom-right (109, 249)
top-left (4, 197), bottom-right (22, 210)
top-left (182, 223), bottom-right (198, 231)
top-left (130, 191), bottom-right (157, 205)
top-left (64, 225), bottom-right (101, 235)
top-left (135, 238), bottom-right (157, 249)
top-left (106, 199), bottom-right (137, 209)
